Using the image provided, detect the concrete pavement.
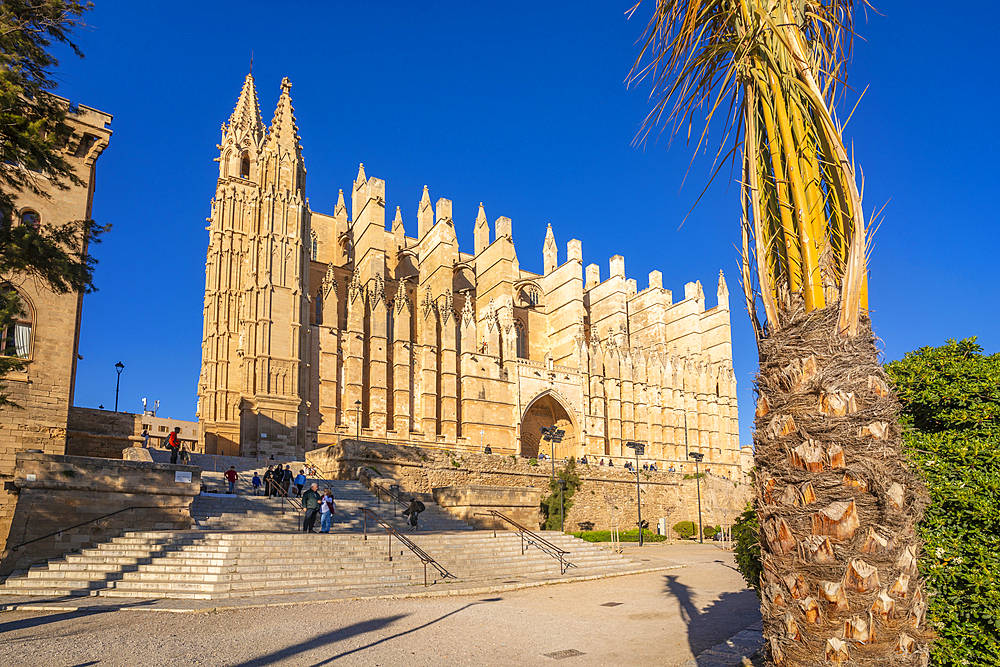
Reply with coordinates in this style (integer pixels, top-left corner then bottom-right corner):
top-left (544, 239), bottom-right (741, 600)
top-left (0, 542), bottom-right (762, 667)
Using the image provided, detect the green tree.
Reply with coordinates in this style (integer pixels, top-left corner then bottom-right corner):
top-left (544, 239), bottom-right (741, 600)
top-left (631, 1), bottom-right (930, 662)
top-left (542, 457), bottom-right (581, 531)
top-left (886, 339), bottom-right (1000, 666)
top-left (0, 1), bottom-right (106, 405)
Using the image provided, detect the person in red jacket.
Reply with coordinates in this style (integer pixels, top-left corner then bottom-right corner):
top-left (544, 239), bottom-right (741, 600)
top-left (224, 467), bottom-right (239, 494)
top-left (167, 427), bottom-right (181, 464)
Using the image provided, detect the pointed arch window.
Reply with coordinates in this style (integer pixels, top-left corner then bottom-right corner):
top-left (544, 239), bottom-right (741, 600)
top-left (514, 318), bottom-right (527, 359)
top-left (315, 289), bottom-right (323, 326)
top-left (240, 153), bottom-right (251, 179)
top-left (1, 286), bottom-right (32, 358)
top-left (310, 232), bottom-right (318, 261)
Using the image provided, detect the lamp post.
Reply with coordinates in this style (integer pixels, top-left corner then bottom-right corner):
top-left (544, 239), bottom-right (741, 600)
top-left (625, 441), bottom-right (645, 546)
top-left (689, 451), bottom-right (705, 543)
top-left (114, 361), bottom-right (125, 412)
top-left (540, 426), bottom-right (565, 479)
top-left (558, 478), bottom-right (566, 532)
top-left (355, 399), bottom-right (362, 442)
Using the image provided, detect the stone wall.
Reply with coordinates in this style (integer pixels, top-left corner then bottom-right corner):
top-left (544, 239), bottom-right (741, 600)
top-left (308, 439), bottom-right (750, 532)
top-left (0, 452), bottom-right (200, 575)
top-left (65, 406), bottom-right (143, 459)
top-left (0, 103), bottom-right (113, 556)
top-left (432, 485), bottom-right (543, 530)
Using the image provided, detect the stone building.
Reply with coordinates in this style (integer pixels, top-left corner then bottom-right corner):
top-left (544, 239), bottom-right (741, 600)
top-left (0, 101), bottom-right (112, 551)
top-left (198, 74), bottom-right (740, 478)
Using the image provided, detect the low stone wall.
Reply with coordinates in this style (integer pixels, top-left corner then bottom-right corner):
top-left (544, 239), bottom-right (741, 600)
top-left (0, 452), bottom-right (201, 576)
top-left (65, 406), bottom-right (142, 459)
top-left (307, 439), bottom-right (750, 533)
top-left (432, 484), bottom-right (543, 529)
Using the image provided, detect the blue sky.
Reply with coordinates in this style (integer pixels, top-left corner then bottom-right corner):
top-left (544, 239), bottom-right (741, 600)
top-left (54, 1), bottom-right (999, 444)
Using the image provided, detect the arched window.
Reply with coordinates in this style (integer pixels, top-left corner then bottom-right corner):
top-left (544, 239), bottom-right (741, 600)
top-left (19, 210), bottom-right (40, 229)
top-left (240, 153), bottom-right (251, 179)
top-left (315, 289), bottom-right (323, 325)
top-left (1, 287), bottom-right (32, 358)
top-left (310, 232), bottom-right (318, 260)
top-left (514, 319), bottom-right (527, 359)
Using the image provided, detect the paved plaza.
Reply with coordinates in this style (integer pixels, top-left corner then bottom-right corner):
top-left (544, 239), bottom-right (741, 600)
top-left (0, 543), bottom-right (759, 667)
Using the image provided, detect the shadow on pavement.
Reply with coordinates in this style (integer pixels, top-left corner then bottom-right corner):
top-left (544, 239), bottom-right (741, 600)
top-left (229, 615), bottom-right (408, 667)
top-left (0, 598), bottom-right (158, 635)
top-left (229, 599), bottom-right (499, 667)
top-left (663, 573), bottom-right (759, 663)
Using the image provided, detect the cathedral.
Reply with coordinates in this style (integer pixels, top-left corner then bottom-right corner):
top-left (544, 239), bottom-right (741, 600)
top-left (197, 74), bottom-right (741, 478)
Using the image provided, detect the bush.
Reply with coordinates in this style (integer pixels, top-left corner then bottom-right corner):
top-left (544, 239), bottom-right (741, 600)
top-left (703, 525), bottom-right (721, 539)
top-left (732, 502), bottom-right (762, 597)
top-left (886, 339), bottom-right (1000, 667)
top-left (673, 520), bottom-right (696, 539)
top-left (569, 529), bottom-right (666, 543)
top-left (541, 457), bottom-right (581, 531)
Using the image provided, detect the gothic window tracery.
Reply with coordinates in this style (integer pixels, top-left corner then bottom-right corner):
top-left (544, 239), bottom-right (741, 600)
top-left (240, 153), bottom-right (251, 179)
top-left (514, 318), bottom-right (527, 359)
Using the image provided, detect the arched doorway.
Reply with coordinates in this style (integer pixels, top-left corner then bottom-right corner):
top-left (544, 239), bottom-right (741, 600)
top-left (520, 393), bottom-right (577, 459)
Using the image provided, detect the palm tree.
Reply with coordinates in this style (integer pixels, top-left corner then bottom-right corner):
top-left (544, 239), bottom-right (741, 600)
top-left (629, 1), bottom-right (931, 664)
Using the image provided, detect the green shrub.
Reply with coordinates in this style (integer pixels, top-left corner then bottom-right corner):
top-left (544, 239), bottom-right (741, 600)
top-left (569, 529), bottom-right (665, 543)
top-left (703, 525), bottom-right (720, 539)
top-left (732, 502), bottom-right (761, 597)
top-left (673, 521), bottom-right (696, 539)
top-left (541, 457), bottom-right (581, 531)
top-left (682, 472), bottom-right (705, 480)
top-left (886, 339), bottom-right (1000, 667)
top-left (528, 458), bottom-right (538, 466)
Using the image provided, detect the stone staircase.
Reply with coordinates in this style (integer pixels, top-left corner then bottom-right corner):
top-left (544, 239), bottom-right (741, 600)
top-left (1, 467), bottom-right (641, 600)
top-left (1, 528), bottom-right (639, 600)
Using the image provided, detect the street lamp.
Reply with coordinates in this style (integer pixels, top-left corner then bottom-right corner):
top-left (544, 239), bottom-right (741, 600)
top-left (355, 399), bottom-right (362, 441)
top-left (558, 478), bottom-right (567, 532)
top-left (114, 361), bottom-right (125, 412)
top-left (625, 441), bottom-right (645, 546)
top-left (689, 451), bottom-right (705, 543)
top-left (540, 426), bottom-right (565, 479)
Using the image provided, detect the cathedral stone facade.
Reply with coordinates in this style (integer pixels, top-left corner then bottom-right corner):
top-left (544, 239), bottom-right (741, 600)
top-left (198, 74), bottom-right (741, 478)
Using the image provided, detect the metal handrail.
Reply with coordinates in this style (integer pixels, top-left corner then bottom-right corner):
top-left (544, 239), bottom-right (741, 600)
top-left (360, 507), bottom-right (454, 585)
top-left (368, 480), bottom-right (403, 517)
top-left (9, 506), bottom-right (164, 552)
top-left (478, 509), bottom-right (575, 574)
top-left (266, 479), bottom-right (303, 512)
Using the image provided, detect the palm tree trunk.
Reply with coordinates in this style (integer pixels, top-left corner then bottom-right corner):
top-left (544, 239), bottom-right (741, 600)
top-left (753, 305), bottom-right (932, 665)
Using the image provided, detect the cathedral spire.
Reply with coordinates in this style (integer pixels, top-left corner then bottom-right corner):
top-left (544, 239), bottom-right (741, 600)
top-left (417, 185), bottom-right (433, 239)
top-left (335, 189), bottom-right (347, 217)
top-left (266, 77), bottom-right (303, 163)
top-left (227, 72), bottom-right (264, 148)
top-left (392, 206), bottom-right (404, 232)
top-left (543, 223), bottom-right (558, 275)
top-left (355, 162), bottom-right (367, 186)
top-left (474, 202), bottom-right (489, 255)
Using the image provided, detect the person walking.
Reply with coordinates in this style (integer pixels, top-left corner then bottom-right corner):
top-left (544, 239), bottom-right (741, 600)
top-left (293, 469), bottom-right (307, 497)
top-left (281, 465), bottom-right (293, 496)
top-left (166, 427), bottom-right (181, 464)
top-left (301, 483), bottom-right (321, 533)
top-left (141, 428), bottom-right (150, 448)
top-left (319, 489), bottom-right (336, 533)
top-left (179, 445), bottom-right (190, 465)
top-left (403, 498), bottom-right (424, 531)
top-left (252, 472), bottom-right (261, 496)
top-left (224, 466), bottom-right (238, 494)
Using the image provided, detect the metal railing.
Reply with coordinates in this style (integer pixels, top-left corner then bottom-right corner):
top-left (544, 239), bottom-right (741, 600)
top-left (9, 506), bottom-right (164, 552)
top-left (368, 480), bottom-right (404, 517)
top-left (360, 507), bottom-right (454, 586)
top-left (477, 509), bottom-right (575, 574)
top-left (266, 479), bottom-right (303, 512)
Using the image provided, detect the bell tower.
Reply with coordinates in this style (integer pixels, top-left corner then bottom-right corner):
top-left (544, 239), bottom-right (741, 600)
top-left (199, 74), bottom-right (310, 459)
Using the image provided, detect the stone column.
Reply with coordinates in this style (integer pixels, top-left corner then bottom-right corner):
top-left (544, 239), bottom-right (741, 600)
top-left (392, 296), bottom-right (413, 435)
top-left (367, 280), bottom-right (388, 436)
top-left (438, 295), bottom-right (458, 440)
